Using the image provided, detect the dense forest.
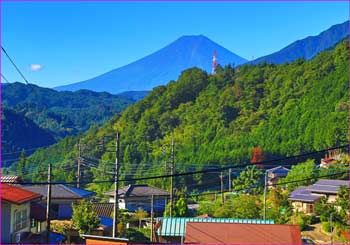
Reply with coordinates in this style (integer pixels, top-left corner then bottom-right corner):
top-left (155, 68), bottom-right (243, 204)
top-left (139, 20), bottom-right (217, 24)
top-left (2, 108), bottom-right (56, 166)
top-left (10, 40), bottom-right (348, 195)
top-left (2, 82), bottom-right (134, 138)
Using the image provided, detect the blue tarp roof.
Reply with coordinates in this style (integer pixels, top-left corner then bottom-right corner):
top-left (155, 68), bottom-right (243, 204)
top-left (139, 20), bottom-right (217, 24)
top-left (50, 232), bottom-right (65, 244)
top-left (156, 217), bottom-right (275, 237)
top-left (64, 185), bottom-right (96, 198)
top-left (99, 216), bottom-right (113, 228)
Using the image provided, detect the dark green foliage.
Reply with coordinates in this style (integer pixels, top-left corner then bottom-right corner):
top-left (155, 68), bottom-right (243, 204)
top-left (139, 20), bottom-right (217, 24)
top-left (18, 40), bottom-right (348, 190)
top-left (232, 165), bottom-right (263, 194)
top-left (17, 150), bottom-right (26, 176)
top-left (2, 108), bottom-right (56, 167)
top-left (2, 82), bottom-right (133, 138)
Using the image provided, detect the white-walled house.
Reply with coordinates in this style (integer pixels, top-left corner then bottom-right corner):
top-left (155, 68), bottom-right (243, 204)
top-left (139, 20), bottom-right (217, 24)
top-left (104, 184), bottom-right (169, 215)
top-left (1, 184), bottom-right (41, 243)
top-left (289, 179), bottom-right (350, 214)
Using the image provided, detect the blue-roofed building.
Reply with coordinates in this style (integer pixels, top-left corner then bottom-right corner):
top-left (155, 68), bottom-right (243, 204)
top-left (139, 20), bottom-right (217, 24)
top-left (266, 166), bottom-right (290, 189)
top-left (104, 184), bottom-right (169, 216)
top-left (22, 184), bottom-right (96, 219)
top-left (154, 217), bottom-right (275, 243)
top-left (289, 179), bottom-right (350, 214)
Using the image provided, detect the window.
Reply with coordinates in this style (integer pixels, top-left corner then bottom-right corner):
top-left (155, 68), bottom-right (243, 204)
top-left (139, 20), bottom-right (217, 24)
top-left (14, 209), bottom-right (28, 231)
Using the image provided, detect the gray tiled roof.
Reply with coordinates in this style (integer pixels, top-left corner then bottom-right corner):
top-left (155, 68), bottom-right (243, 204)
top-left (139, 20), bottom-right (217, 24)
top-left (92, 203), bottom-right (114, 218)
top-left (308, 179), bottom-right (350, 194)
top-left (289, 186), bottom-right (321, 202)
top-left (22, 184), bottom-right (95, 199)
top-left (104, 184), bottom-right (169, 197)
top-left (266, 166), bottom-right (290, 175)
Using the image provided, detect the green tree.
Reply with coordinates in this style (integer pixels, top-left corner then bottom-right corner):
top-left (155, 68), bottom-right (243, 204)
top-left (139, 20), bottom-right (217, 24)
top-left (134, 208), bottom-right (148, 229)
top-left (233, 165), bottom-right (263, 194)
top-left (72, 200), bottom-right (100, 234)
top-left (17, 150), bottom-right (26, 176)
top-left (336, 185), bottom-right (350, 222)
top-left (164, 197), bottom-right (189, 217)
top-left (280, 160), bottom-right (318, 191)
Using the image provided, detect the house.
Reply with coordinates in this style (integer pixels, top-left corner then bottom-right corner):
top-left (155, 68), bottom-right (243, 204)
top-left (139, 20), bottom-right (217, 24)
top-left (154, 217), bottom-right (275, 243)
top-left (320, 149), bottom-right (342, 168)
top-left (104, 184), bottom-right (169, 215)
top-left (266, 166), bottom-right (290, 188)
top-left (21, 184), bottom-right (96, 219)
top-left (289, 179), bottom-right (350, 214)
top-left (1, 184), bottom-right (41, 243)
top-left (184, 222), bottom-right (302, 244)
top-left (0, 175), bottom-right (23, 184)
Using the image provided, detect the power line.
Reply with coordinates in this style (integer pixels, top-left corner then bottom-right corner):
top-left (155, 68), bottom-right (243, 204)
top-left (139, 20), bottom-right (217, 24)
top-left (3, 160), bottom-right (348, 186)
top-left (1, 73), bottom-right (10, 83)
top-left (1, 46), bottom-right (30, 85)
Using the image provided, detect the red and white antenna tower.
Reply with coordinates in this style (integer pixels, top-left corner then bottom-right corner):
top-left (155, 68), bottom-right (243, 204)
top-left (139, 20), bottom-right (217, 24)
top-left (212, 50), bottom-right (217, 74)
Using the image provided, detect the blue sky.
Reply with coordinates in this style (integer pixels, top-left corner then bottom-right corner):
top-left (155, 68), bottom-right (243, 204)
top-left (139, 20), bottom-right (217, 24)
top-left (1, 1), bottom-right (348, 88)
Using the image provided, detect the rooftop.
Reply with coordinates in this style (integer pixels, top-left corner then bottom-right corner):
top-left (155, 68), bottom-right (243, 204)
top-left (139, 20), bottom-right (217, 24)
top-left (21, 184), bottom-right (96, 199)
top-left (0, 175), bottom-right (23, 184)
top-left (104, 184), bottom-right (169, 197)
top-left (289, 186), bottom-right (321, 202)
top-left (156, 217), bottom-right (275, 237)
top-left (266, 166), bottom-right (290, 175)
top-left (308, 179), bottom-right (350, 194)
top-left (1, 184), bottom-right (41, 205)
top-left (92, 203), bottom-right (114, 218)
top-left (185, 222), bottom-right (302, 244)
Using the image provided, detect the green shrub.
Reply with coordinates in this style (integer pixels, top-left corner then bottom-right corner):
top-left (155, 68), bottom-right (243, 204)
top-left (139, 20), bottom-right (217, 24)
top-left (322, 221), bottom-right (331, 233)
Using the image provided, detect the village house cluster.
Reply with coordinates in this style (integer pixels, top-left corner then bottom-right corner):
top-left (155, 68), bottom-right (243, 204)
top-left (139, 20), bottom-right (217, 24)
top-left (1, 151), bottom-right (349, 244)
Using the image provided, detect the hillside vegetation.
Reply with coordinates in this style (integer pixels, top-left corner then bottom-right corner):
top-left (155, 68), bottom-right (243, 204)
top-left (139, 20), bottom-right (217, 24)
top-left (2, 82), bottom-right (134, 138)
top-left (13, 40), bottom-right (348, 193)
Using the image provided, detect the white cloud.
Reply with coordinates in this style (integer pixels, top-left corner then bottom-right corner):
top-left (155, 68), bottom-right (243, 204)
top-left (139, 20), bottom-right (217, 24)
top-left (30, 64), bottom-right (43, 71)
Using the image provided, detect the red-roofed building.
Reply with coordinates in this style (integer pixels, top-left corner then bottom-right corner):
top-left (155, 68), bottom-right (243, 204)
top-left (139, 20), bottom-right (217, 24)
top-left (1, 184), bottom-right (42, 243)
top-left (185, 222), bottom-right (302, 244)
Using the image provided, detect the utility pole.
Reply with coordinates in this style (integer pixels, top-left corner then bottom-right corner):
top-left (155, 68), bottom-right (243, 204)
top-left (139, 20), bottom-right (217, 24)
top-left (228, 168), bottom-right (232, 192)
top-left (220, 172), bottom-right (224, 204)
top-left (113, 132), bottom-right (120, 238)
top-left (170, 132), bottom-right (174, 217)
top-left (263, 170), bottom-right (267, 220)
top-left (150, 195), bottom-right (154, 242)
top-left (46, 164), bottom-right (52, 244)
top-left (77, 139), bottom-right (81, 188)
top-left (330, 213), bottom-right (333, 245)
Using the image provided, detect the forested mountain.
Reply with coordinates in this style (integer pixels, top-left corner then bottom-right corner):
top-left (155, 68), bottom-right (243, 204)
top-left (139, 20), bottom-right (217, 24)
top-left (2, 82), bottom-right (134, 138)
top-left (12, 40), bottom-right (348, 194)
top-left (117, 91), bottom-right (150, 101)
top-left (2, 108), bottom-right (56, 166)
top-left (55, 35), bottom-right (247, 93)
top-left (251, 21), bottom-right (349, 64)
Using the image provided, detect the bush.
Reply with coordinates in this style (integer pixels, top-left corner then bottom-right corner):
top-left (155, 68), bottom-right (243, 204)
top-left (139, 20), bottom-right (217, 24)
top-left (293, 213), bottom-right (313, 231)
top-left (322, 221), bottom-right (331, 233)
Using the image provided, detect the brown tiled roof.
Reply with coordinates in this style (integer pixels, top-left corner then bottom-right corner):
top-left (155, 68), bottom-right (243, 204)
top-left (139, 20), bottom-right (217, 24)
top-left (0, 175), bottom-right (23, 184)
top-left (92, 203), bottom-right (114, 218)
top-left (185, 222), bottom-right (302, 244)
top-left (104, 184), bottom-right (169, 197)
